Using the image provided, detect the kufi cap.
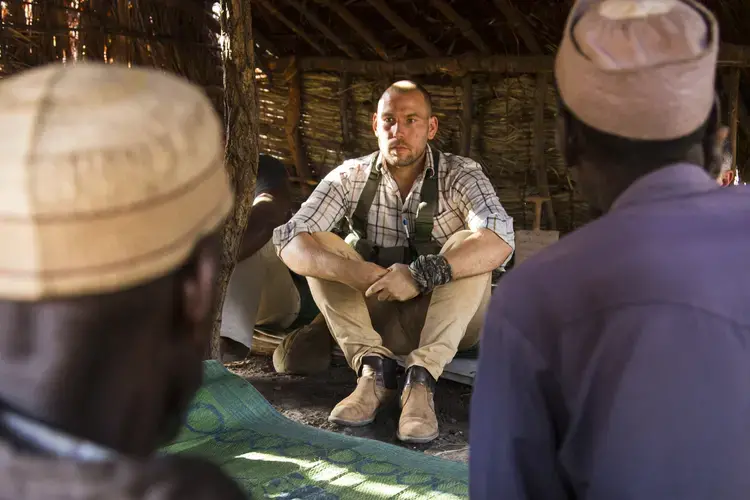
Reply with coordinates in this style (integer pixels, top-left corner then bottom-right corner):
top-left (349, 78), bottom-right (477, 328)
top-left (555, 0), bottom-right (719, 140)
top-left (0, 63), bottom-right (233, 300)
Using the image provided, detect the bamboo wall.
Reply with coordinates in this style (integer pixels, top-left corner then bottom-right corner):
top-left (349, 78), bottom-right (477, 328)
top-left (258, 70), bottom-right (584, 233)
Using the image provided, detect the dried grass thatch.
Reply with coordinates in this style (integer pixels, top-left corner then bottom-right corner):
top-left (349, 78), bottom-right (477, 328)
top-left (0, 0), bottom-right (222, 109)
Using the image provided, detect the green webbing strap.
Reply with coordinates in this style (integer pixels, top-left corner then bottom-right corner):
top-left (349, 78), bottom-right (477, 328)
top-left (349, 152), bottom-right (381, 238)
top-left (412, 148), bottom-right (440, 246)
top-left (348, 148), bottom-right (441, 259)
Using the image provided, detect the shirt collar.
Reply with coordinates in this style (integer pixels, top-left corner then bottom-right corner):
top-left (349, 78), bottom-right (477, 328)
top-left (0, 409), bottom-right (116, 462)
top-left (374, 143), bottom-right (436, 178)
top-left (611, 163), bottom-right (718, 211)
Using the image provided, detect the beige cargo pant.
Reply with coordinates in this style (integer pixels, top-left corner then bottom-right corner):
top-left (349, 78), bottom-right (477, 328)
top-left (221, 241), bottom-right (301, 349)
top-left (307, 230), bottom-right (491, 381)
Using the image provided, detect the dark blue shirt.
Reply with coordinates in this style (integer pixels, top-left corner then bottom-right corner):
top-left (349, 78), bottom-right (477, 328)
top-left (470, 164), bottom-right (750, 499)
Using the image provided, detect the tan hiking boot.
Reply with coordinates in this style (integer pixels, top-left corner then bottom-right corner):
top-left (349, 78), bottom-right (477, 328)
top-left (397, 366), bottom-right (439, 444)
top-left (328, 356), bottom-right (398, 427)
top-left (273, 314), bottom-right (332, 375)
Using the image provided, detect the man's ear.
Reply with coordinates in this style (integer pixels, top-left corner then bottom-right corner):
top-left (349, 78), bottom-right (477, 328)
top-left (372, 112), bottom-right (378, 136)
top-left (720, 169), bottom-right (736, 187)
top-left (427, 115), bottom-right (439, 140)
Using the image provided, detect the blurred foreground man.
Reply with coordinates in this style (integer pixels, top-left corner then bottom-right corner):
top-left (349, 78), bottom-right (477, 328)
top-left (471, 1), bottom-right (750, 498)
top-left (0, 64), bottom-right (245, 499)
top-left (274, 81), bottom-right (514, 443)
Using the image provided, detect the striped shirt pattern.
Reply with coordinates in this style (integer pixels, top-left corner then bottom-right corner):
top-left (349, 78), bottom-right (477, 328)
top-left (273, 144), bottom-right (515, 258)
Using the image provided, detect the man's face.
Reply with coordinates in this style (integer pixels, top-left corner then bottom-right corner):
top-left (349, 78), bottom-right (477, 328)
top-left (373, 90), bottom-right (438, 168)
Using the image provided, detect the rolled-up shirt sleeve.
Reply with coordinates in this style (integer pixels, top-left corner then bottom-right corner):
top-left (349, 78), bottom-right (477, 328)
top-left (450, 160), bottom-right (515, 254)
top-left (272, 168), bottom-right (349, 254)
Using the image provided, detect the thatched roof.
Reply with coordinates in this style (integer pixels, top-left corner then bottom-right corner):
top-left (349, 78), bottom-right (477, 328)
top-left (252, 0), bottom-right (750, 231)
top-left (1, 1), bottom-right (749, 232)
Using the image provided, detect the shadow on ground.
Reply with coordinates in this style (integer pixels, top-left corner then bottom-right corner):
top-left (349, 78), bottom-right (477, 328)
top-left (228, 355), bottom-right (471, 463)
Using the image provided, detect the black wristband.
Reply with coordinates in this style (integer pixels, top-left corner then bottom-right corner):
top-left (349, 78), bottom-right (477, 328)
top-left (408, 254), bottom-right (453, 294)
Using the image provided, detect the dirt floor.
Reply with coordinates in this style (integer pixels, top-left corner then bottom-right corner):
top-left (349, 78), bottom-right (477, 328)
top-left (228, 355), bottom-right (470, 463)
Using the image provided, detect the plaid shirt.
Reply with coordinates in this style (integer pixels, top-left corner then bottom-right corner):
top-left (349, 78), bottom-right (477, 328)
top-left (273, 144), bottom-right (515, 259)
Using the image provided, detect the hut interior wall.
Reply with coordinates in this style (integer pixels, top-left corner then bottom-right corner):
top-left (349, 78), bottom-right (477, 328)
top-left (258, 69), bottom-right (585, 232)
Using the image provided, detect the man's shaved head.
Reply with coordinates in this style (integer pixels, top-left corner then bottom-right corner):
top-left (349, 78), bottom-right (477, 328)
top-left (379, 80), bottom-right (433, 117)
top-left (372, 79), bottom-right (439, 170)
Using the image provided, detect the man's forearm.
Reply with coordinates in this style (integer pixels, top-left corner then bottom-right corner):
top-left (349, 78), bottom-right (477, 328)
top-left (443, 229), bottom-right (513, 279)
top-left (238, 228), bottom-right (273, 262)
top-left (237, 195), bottom-right (291, 262)
top-left (279, 233), bottom-right (384, 290)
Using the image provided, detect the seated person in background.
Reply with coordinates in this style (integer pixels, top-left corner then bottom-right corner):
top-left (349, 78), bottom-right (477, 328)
top-left (274, 80), bottom-right (514, 444)
top-left (710, 126), bottom-right (737, 186)
top-left (471, 1), bottom-right (750, 498)
top-left (0, 64), bottom-right (244, 498)
top-left (219, 154), bottom-right (303, 362)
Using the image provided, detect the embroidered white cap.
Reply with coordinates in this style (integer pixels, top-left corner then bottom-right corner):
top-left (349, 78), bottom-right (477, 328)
top-left (0, 63), bottom-right (233, 300)
top-left (555, 0), bottom-right (719, 140)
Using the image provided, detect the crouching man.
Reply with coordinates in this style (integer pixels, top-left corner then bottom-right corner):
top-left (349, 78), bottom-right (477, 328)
top-left (273, 81), bottom-right (514, 443)
top-left (219, 153), bottom-right (303, 362)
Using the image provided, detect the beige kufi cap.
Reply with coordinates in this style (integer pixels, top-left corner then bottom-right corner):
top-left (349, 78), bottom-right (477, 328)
top-left (555, 0), bottom-right (719, 140)
top-left (0, 63), bottom-right (233, 301)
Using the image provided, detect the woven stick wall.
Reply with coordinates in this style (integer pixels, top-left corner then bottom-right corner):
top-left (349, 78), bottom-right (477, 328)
top-left (258, 69), bottom-right (585, 233)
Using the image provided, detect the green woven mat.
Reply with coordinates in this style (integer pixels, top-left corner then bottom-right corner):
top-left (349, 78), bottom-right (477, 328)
top-left (164, 361), bottom-right (468, 499)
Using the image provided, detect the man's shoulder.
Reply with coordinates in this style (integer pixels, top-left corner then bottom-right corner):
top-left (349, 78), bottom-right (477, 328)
top-left (326, 152), bottom-right (377, 181)
top-left (438, 151), bottom-right (482, 172)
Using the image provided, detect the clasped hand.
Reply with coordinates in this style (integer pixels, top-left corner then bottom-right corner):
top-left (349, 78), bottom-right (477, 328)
top-left (365, 263), bottom-right (419, 302)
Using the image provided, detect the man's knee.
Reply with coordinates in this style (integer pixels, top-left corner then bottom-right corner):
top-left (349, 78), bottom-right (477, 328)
top-left (439, 230), bottom-right (474, 254)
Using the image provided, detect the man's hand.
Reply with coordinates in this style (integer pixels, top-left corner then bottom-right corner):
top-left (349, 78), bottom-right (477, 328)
top-left (365, 264), bottom-right (420, 302)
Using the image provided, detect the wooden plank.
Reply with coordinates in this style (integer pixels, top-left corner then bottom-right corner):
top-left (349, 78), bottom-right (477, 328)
top-left (285, 57), bottom-right (314, 194)
top-left (284, 0), bottom-right (360, 58)
top-left (460, 73), bottom-right (473, 156)
top-left (491, 0), bottom-right (543, 54)
top-left (728, 68), bottom-right (741, 173)
top-left (532, 74), bottom-right (556, 229)
top-left (365, 0), bottom-right (441, 57)
top-left (269, 53), bottom-right (553, 76)
top-left (253, 26), bottom-right (281, 56)
top-left (265, 42), bottom-right (750, 76)
top-left (340, 72), bottom-right (354, 154)
top-left (257, 0), bottom-right (327, 56)
top-left (720, 43), bottom-right (750, 67)
top-left (313, 0), bottom-right (389, 61)
top-left (430, 0), bottom-right (491, 54)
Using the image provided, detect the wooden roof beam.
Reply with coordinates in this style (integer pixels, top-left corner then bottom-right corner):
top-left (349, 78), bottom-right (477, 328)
top-left (257, 0), bottom-right (327, 56)
top-left (253, 26), bottom-right (281, 57)
top-left (365, 0), bottom-right (441, 57)
top-left (270, 53), bottom-right (553, 77)
top-left (492, 0), bottom-right (543, 54)
top-left (268, 42), bottom-right (750, 75)
top-left (430, 0), bottom-right (491, 55)
top-left (313, 0), bottom-right (389, 61)
top-left (284, 0), bottom-right (360, 58)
